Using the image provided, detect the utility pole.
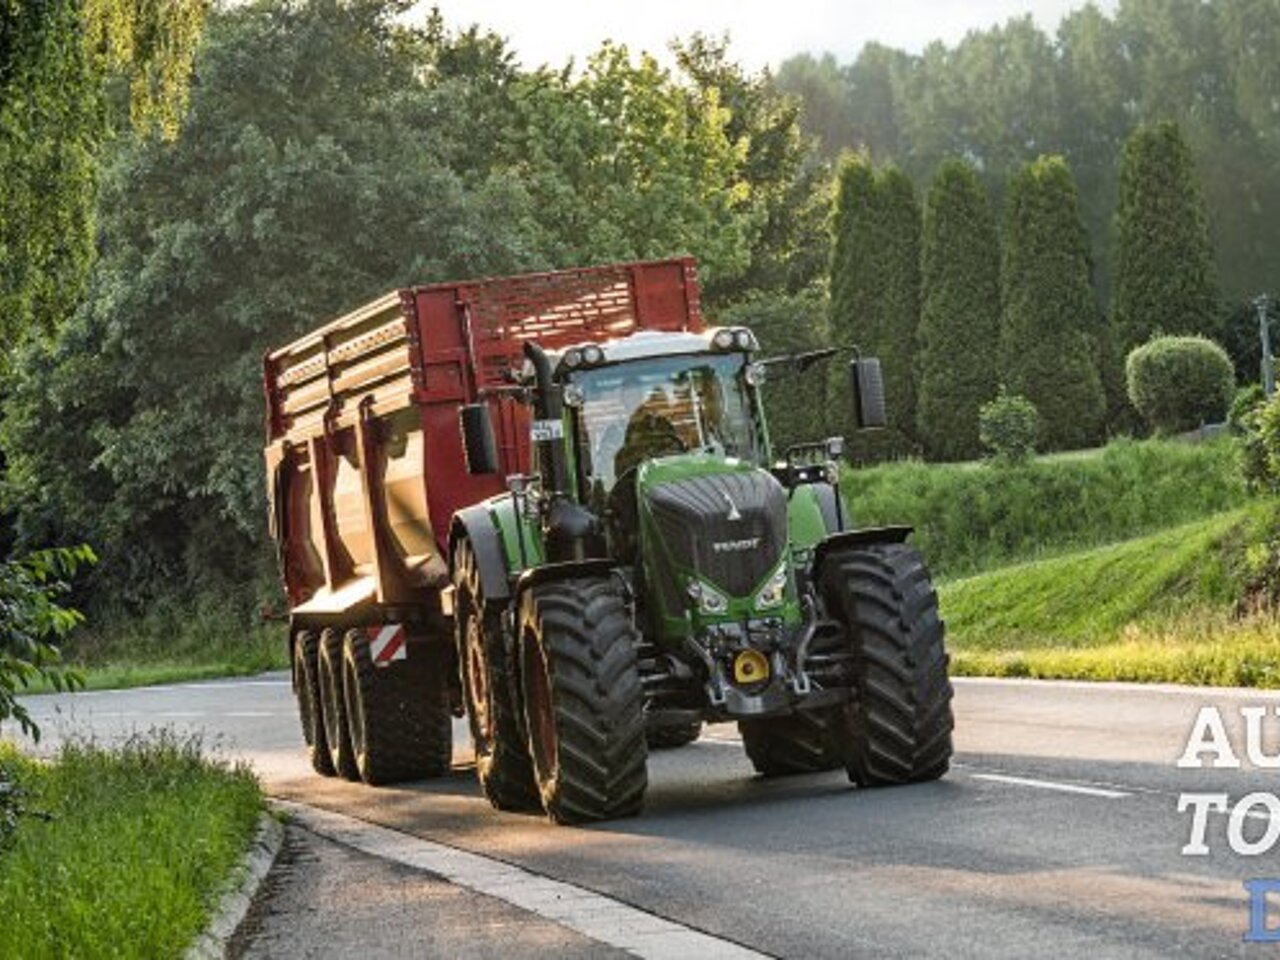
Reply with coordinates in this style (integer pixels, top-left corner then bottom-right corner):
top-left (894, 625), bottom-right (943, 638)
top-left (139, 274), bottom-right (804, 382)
top-left (1256, 294), bottom-right (1276, 399)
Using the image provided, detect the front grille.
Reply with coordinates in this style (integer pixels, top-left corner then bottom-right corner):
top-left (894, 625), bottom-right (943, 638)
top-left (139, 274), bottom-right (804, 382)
top-left (645, 470), bottom-right (786, 596)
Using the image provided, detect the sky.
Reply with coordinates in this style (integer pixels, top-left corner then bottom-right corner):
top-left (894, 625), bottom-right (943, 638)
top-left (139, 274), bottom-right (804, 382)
top-left (420, 1), bottom-right (1120, 71)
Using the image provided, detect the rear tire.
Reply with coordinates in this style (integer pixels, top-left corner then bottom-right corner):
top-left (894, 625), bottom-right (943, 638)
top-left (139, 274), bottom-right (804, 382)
top-left (646, 721), bottom-right (702, 751)
top-left (818, 543), bottom-right (954, 786)
top-left (294, 630), bottom-right (334, 776)
top-left (519, 578), bottom-right (648, 824)
top-left (454, 540), bottom-right (540, 811)
top-left (342, 629), bottom-right (453, 786)
top-left (318, 627), bottom-right (359, 781)
top-left (739, 709), bottom-right (843, 777)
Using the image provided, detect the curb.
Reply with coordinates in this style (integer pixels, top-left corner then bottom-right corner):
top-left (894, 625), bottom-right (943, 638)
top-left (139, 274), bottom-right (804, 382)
top-left (185, 811), bottom-right (285, 960)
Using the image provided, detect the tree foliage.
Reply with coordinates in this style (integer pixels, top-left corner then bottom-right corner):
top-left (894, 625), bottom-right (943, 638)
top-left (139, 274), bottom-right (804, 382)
top-left (1112, 121), bottom-right (1220, 352)
top-left (0, 545), bottom-right (95, 741)
top-left (917, 159), bottom-right (1001, 460)
top-left (718, 287), bottom-right (829, 452)
top-left (827, 154), bottom-right (920, 455)
top-left (1000, 155), bottom-right (1106, 451)
top-left (777, 0), bottom-right (1280, 302)
top-left (0, 0), bottom-right (206, 357)
top-left (0, 1), bottom-right (823, 610)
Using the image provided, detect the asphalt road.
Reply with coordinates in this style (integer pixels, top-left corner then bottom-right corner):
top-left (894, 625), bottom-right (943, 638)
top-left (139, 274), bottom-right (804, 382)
top-left (15, 675), bottom-right (1280, 958)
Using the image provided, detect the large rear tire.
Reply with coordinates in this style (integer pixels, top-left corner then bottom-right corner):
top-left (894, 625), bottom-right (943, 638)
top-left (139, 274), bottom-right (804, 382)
top-left (293, 630), bottom-right (335, 776)
top-left (454, 540), bottom-right (540, 811)
top-left (342, 629), bottom-right (453, 786)
top-left (739, 709), bottom-right (842, 777)
top-left (818, 543), bottom-right (954, 786)
top-left (519, 578), bottom-right (648, 824)
top-left (318, 627), bottom-right (359, 781)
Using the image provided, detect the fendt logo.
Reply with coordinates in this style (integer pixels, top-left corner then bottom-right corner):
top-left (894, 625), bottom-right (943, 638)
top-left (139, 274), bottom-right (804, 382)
top-left (722, 491), bottom-right (742, 522)
top-left (711, 538), bottom-right (760, 553)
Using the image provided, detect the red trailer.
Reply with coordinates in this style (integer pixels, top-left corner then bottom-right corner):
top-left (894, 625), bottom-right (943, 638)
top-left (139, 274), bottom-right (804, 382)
top-left (264, 258), bottom-right (704, 783)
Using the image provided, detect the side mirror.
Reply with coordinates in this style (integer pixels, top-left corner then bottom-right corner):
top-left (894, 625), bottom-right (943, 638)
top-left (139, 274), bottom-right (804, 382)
top-left (460, 403), bottom-right (499, 475)
top-left (850, 357), bottom-right (886, 430)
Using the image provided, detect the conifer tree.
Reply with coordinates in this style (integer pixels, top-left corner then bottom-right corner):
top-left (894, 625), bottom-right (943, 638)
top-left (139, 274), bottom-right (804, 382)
top-left (1000, 155), bottom-right (1106, 450)
top-left (1112, 121), bottom-right (1220, 353)
top-left (828, 155), bottom-right (920, 454)
top-left (916, 158), bottom-right (1000, 460)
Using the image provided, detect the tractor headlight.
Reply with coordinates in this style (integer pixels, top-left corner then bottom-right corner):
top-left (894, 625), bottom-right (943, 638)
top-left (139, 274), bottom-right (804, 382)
top-left (686, 579), bottom-right (729, 615)
top-left (563, 347), bottom-right (584, 369)
top-left (744, 362), bottom-right (767, 387)
top-left (712, 329), bottom-right (736, 351)
top-left (562, 382), bottom-right (585, 407)
top-left (581, 344), bottom-right (605, 365)
top-left (756, 565), bottom-right (788, 608)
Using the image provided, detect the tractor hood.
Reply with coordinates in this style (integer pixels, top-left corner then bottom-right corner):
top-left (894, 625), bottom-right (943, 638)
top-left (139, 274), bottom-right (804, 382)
top-left (637, 455), bottom-right (788, 607)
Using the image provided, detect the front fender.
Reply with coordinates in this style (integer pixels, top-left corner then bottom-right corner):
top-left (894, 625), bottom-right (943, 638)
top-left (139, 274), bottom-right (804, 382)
top-left (812, 525), bottom-right (912, 573)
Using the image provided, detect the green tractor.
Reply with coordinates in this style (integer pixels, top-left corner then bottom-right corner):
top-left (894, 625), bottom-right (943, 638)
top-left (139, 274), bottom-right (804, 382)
top-left (449, 326), bottom-right (953, 823)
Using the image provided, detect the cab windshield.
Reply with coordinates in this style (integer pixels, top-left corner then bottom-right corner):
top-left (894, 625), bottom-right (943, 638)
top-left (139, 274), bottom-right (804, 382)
top-left (569, 353), bottom-right (760, 495)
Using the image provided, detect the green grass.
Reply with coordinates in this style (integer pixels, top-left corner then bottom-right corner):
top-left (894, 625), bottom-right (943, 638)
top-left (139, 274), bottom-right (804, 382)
top-left (39, 587), bottom-right (289, 693)
top-left (0, 733), bottom-right (262, 959)
top-left (847, 436), bottom-right (1247, 577)
top-left (941, 505), bottom-right (1280, 685)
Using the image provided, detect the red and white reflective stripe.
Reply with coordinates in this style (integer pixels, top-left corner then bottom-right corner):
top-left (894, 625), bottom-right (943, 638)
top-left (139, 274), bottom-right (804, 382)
top-left (367, 624), bottom-right (407, 667)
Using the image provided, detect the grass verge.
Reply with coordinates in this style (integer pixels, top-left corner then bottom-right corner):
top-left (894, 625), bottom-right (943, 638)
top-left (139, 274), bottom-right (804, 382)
top-left (35, 587), bottom-right (289, 693)
top-left (942, 505), bottom-right (1280, 685)
top-left (848, 436), bottom-right (1247, 577)
top-left (0, 733), bottom-right (262, 959)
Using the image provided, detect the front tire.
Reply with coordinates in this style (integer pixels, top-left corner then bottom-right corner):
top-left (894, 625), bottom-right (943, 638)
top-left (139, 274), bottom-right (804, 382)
top-left (342, 629), bottom-right (453, 786)
top-left (454, 540), bottom-right (540, 811)
top-left (819, 543), bottom-right (954, 786)
top-left (318, 628), bottom-right (359, 780)
top-left (519, 577), bottom-right (648, 824)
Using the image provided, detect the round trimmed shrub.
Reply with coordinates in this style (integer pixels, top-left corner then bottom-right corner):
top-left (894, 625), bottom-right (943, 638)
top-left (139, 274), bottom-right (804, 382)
top-left (1125, 336), bottom-right (1235, 434)
top-left (979, 388), bottom-right (1039, 464)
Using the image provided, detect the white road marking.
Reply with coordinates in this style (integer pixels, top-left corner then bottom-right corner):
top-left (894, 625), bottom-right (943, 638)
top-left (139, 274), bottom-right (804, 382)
top-left (276, 800), bottom-right (766, 960)
top-left (971, 772), bottom-right (1130, 799)
top-left (64, 678), bottom-right (291, 698)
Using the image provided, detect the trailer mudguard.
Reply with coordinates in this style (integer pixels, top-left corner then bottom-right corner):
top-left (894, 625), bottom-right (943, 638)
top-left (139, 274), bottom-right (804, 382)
top-left (812, 525), bottom-right (912, 572)
top-left (451, 506), bottom-right (512, 601)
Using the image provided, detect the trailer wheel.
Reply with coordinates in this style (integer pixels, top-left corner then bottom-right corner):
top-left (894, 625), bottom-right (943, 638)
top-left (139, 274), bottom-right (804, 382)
top-left (454, 540), bottom-right (539, 811)
top-left (342, 629), bottom-right (453, 786)
top-left (646, 721), bottom-right (702, 750)
top-left (738, 709), bottom-right (843, 777)
top-left (318, 628), bottom-right (359, 781)
top-left (518, 577), bottom-right (648, 824)
top-left (293, 630), bottom-right (335, 776)
top-left (818, 543), bottom-right (954, 786)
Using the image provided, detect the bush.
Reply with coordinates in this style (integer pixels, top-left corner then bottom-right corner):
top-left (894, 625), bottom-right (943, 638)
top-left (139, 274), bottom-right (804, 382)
top-left (979, 389), bottom-right (1039, 464)
top-left (1230, 384), bottom-right (1267, 433)
top-left (1262, 397), bottom-right (1280, 484)
top-left (1126, 335), bottom-right (1235, 433)
top-left (0, 545), bottom-right (95, 741)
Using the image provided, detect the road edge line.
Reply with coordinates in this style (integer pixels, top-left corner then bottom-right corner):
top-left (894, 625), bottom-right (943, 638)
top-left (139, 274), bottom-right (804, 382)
top-left (272, 798), bottom-right (770, 960)
top-left (184, 811), bottom-right (285, 960)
